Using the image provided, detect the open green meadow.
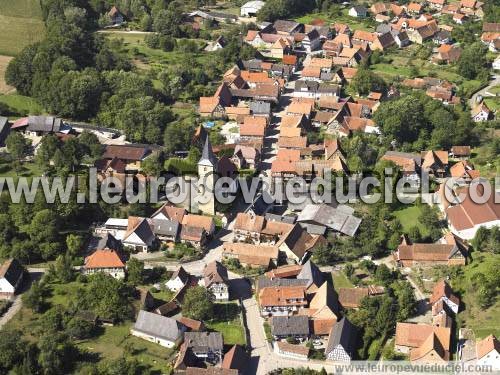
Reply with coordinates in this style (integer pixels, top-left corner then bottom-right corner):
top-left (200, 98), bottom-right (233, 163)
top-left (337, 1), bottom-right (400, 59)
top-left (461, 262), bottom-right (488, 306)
top-left (393, 205), bottom-right (430, 237)
top-left (0, 0), bottom-right (45, 56)
top-left (296, 9), bottom-right (376, 31)
top-left (370, 45), bottom-right (483, 97)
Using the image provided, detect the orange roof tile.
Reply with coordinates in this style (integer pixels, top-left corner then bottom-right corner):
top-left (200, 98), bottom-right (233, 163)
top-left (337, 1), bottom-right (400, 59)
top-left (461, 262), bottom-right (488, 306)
top-left (85, 249), bottom-right (125, 269)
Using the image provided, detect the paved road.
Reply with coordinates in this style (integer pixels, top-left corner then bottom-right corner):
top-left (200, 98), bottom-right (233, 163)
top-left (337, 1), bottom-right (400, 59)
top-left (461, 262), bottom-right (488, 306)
top-left (469, 74), bottom-right (500, 107)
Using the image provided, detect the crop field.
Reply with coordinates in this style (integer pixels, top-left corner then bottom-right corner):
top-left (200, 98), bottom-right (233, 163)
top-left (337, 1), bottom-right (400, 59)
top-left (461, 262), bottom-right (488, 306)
top-left (0, 0), bottom-right (45, 56)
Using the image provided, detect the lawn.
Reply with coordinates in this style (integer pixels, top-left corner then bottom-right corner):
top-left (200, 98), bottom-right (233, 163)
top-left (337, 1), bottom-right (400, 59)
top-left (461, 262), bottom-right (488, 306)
top-left (6, 280), bottom-right (175, 373)
top-left (0, 159), bottom-right (44, 178)
top-left (484, 97), bottom-right (500, 112)
top-left (205, 320), bottom-right (246, 345)
top-left (370, 45), bottom-right (482, 97)
top-left (0, 0), bottom-right (45, 56)
top-left (0, 93), bottom-right (44, 117)
top-left (103, 31), bottom-right (212, 68)
top-left (295, 9), bottom-right (375, 31)
top-left (205, 302), bottom-right (246, 346)
top-left (332, 270), bottom-right (354, 289)
top-left (76, 324), bottom-right (176, 373)
top-left (393, 205), bottom-right (429, 236)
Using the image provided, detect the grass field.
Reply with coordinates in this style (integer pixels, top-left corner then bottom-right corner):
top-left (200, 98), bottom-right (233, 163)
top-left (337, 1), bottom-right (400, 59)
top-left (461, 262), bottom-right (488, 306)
top-left (205, 302), bottom-right (246, 346)
top-left (296, 9), bottom-right (375, 31)
top-left (103, 32), bottom-right (211, 69)
top-left (0, 93), bottom-right (44, 116)
top-left (0, 0), bottom-right (45, 56)
top-left (0, 158), bottom-right (44, 178)
top-left (332, 270), bottom-right (354, 289)
top-left (484, 97), bottom-right (500, 111)
top-left (205, 320), bottom-right (246, 345)
top-left (370, 45), bottom-right (483, 97)
top-left (0, 55), bottom-right (13, 94)
top-left (393, 205), bottom-right (429, 236)
top-left (76, 324), bottom-right (175, 373)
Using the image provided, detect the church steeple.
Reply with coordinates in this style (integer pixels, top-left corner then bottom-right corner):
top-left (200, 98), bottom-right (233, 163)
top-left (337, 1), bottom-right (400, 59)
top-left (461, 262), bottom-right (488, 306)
top-left (198, 136), bottom-right (218, 168)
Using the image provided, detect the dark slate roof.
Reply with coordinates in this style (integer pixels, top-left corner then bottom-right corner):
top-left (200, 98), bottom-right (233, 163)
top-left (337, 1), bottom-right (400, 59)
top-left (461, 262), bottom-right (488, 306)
top-left (319, 83), bottom-right (340, 94)
top-left (296, 260), bottom-right (324, 288)
top-left (257, 276), bottom-right (308, 289)
top-left (265, 213), bottom-right (296, 224)
top-left (199, 137), bottom-right (218, 167)
top-left (171, 266), bottom-right (191, 284)
top-left (306, 29), bottom-right (320, 40)
top-left (273, 20), bottom-right (301, 33)
top-left (297, 204), bottom-right (362, 237)
top-left (352, 6), bottom-right (367, 13)
top-left (27, 116), bottom-right (61, 133)
top-left (242, 59), bottom-right (263, 71)
top-left (434, 30), bottom-right (451, 40)
top-left (222, 345), bottom-right (249, 371)
top-left (271, 315), bottom-right (310, 336)
top-left (88, 233), bottom-right (122, 253)
top-left (295, 80), bottom-right (320, 92)
top-left (184, 332), bottom-right (223, 352)
top-left (250, 101), bottom-right (271, 115)
top-left (245, 192), bottom-right (273, 216)
top-left (133, 310), bottom-right (184, 341)
top-left (325, 317), bottom-right (358, 356)
top-left (0, 258), bottom-right (23, 286)
top-left (150, 218), bottom-right (180, 237)
top-left (0, 116), bottom-right (10, 147)
top-left (131, 218), bottom-right (156, 244)
top-left (376, 23), bottom-right (392, 35)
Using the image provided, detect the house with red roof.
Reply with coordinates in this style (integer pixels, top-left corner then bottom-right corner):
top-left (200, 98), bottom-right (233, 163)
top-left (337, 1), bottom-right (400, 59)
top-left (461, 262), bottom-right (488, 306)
top-left (84, 249), bottom-right (126, 279)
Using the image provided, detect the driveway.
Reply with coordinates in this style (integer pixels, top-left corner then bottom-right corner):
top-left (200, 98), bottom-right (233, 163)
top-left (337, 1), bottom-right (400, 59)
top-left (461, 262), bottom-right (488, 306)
top-left (469, 74), bottom-right (500, 107)
top-left (0, 269), bottom-right (44, 330)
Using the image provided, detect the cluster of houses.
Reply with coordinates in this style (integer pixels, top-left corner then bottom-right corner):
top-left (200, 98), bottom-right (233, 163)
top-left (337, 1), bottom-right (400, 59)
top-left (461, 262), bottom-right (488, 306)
top-left (226, 201), bottom-right (361, 268)
top-left (395, 280), bottom-right (460, 362)
top-left (255, 260), bottom-right (362, 362)
top-left (94, 203), bottom-right (216, 253)
top-left (131, 308), bottom-right (248, 374)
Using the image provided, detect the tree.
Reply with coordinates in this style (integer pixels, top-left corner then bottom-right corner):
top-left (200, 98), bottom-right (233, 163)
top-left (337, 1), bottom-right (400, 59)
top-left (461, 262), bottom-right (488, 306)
top-left (27, 209), bottom-right (60, 258)
top-left (50, 253), bottom-right (75, 283)
top-left (66, 234), bottom-right (83, 257)
top-left (6, 132), bottom-right (30, 162)
top-left (78, 273), bottom-right (133, 321)
top-left (24, 280), bottom-right (48, 313)
top-left (373, 94), bottom-right (427, 146)
top-left (5, 44), bottom-right (39, 96)
top-left (0, 329), bottom-right (28, 373)
top-left (374, 264), bottom-right (394, 285)
top-left (126, 258), bottom-right (144, 286)
top-left (350, 67), bottom-right (386, 96)
top-left (408, 226), bottom-right (422, 243)
top-left (38, 332), bottom-right (77, 375)
top-left (344, 263), bottom-right (354, 277)
top-left (115, 96), bottom-right (173, 144)
top-left (36, 135), bottom-right (60, 169)
top-left (257, 0), bottom-right (316, 21)
top-left (182, 286), bottom-right (214, 320)
top-left (66, 317), bottom-right (95, 340)
top-left (457, 42), bottom-right (488, 80)
top-left (392, 281), bottom-right (417, 321)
